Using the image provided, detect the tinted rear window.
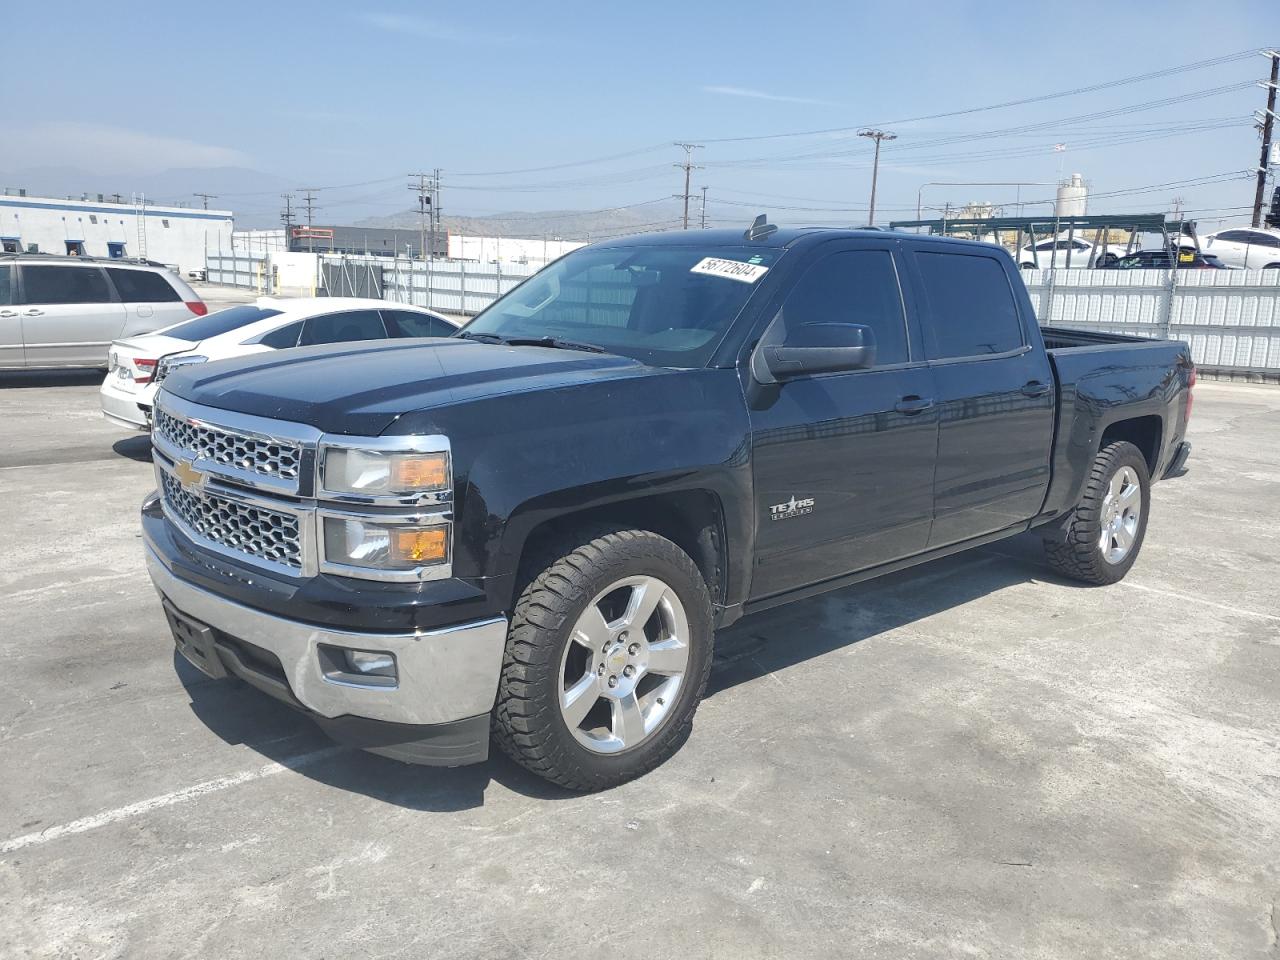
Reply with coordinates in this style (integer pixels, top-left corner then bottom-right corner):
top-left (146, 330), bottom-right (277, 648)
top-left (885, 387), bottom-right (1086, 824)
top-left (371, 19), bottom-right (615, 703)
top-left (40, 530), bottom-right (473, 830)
top-left (0, 266), bottom-right (10, 306)
top-left (107, 268), bottom-right (180, 303)
top-left (915, 252), bottom-right (1023, 359)
top-left (21, 265), bottom-right (113, 305)
top-left (383, 309), bottom-right (456, 338)
top-left (299, 309), bottom-right (388, 346)
top-left (163, 305), bottom-right (284, 342)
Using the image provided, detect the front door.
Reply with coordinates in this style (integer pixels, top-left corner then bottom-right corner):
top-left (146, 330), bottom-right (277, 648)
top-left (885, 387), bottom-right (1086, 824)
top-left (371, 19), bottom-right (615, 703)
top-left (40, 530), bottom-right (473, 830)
top-left (748, 242), bottom-right (938, 600)
top-left (904, 246), bottom-right (1055, 548)
top-left (18, 264), bottom-right (125, 367)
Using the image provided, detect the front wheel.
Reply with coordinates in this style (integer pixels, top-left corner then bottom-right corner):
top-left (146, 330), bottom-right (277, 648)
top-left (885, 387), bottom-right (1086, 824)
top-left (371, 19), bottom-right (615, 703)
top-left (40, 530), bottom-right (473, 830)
top-left (492, 527), bottom-right (714, 791)
top-left (1043, 440), bottom-right (1151, 585)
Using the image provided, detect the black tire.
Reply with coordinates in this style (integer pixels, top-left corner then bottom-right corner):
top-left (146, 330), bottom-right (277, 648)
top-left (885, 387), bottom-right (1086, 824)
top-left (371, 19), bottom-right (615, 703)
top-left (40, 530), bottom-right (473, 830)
top-left (492, 527), bottom-right (714, 791)
top-left (1043, 440), bottom-right (1151, 585)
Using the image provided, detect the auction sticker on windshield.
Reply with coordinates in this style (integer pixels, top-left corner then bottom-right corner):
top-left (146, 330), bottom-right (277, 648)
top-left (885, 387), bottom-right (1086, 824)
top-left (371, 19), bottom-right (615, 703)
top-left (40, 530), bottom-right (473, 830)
top-left (691, 257), bottom-right (770, 283)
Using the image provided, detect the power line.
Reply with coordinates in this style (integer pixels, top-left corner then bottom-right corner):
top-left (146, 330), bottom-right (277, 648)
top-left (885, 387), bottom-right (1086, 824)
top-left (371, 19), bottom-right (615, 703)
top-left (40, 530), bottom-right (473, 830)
top-left (692, 47), bottom-right (1263, 144)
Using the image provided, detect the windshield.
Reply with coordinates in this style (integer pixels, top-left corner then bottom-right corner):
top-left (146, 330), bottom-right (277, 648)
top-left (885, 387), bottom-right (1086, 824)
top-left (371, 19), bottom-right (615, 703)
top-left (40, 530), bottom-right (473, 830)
top-left (159, 305), bottom-right (284, 342)
top-left (461, 244), bottom-right (782, 367)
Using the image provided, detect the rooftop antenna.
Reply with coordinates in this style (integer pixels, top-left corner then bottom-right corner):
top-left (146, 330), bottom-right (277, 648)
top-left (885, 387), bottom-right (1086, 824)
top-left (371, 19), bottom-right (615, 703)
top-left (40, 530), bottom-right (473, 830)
top-left (744, 214), bottom-right (777, 241)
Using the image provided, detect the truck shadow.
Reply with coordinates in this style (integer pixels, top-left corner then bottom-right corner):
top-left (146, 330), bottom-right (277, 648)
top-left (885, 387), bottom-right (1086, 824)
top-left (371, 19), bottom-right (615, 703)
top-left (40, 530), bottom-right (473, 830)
top-left (176, 530), bottom-right (1084, 809)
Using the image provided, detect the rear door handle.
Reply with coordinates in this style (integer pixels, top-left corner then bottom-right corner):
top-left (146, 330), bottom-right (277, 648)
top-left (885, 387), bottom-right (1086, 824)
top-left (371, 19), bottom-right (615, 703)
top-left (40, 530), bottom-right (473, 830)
top-left (1021, 380), bottom-right (1051, 397)
top-left (0, 310), bottom-right (17, 318)
top-left (23, 309), bottom-right (44, 317)
top-left (894, 396), bottom-right (935, 415)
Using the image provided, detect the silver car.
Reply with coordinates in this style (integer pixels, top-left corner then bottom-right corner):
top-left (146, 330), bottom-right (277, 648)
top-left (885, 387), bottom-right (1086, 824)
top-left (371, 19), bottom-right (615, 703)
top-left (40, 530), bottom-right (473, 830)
top-left (0, 254), bottom-right (204, 369)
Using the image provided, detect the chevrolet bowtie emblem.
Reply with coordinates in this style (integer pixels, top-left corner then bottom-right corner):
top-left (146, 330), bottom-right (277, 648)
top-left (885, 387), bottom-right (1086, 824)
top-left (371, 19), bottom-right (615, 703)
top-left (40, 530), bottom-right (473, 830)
top-left (174, 459), bottom-right (206, 492)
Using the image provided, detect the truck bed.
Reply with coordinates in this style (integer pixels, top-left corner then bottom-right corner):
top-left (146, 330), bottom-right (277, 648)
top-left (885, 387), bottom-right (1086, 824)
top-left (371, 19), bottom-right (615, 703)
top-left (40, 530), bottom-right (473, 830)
top-left (1040, 324), bottom-right (1157, 351)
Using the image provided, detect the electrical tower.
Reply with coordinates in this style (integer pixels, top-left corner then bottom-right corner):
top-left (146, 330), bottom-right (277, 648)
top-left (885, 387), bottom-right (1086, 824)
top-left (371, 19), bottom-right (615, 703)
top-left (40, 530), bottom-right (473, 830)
top-left (858, 130), bottom-right (897, 226)
top-left (1252, 49), bottom-right (1279, 227)
top-left (673, 143), bottom-right (704, 229)
top-left (193, 192), bottom-right (217, 210)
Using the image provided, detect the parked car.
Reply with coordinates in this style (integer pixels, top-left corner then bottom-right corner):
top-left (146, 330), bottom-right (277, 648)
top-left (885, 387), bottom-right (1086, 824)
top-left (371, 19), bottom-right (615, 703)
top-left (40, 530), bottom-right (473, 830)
top-left (100, 296), bottom-right (458, 429)
top-left (1017, 236), bottom-right (1128, 268)
top-left (1101, 249), bottom-right (1224, 269)
top-left (142, 225), bottom-right (1194, 791)
top-left (1199, 227), bottom-right (1280, 269)
top-left (0, 254), bottom-right (205, 369)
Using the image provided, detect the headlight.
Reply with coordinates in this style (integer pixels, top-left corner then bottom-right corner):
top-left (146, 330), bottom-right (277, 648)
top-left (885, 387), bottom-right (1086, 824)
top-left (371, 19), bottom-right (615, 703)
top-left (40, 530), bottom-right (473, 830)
top-left (321, 447), bottom-right (450, 497)
top-left (321, 516), bottom-right (450, 572)
top-left (156, 354), bottom-right (207, 385)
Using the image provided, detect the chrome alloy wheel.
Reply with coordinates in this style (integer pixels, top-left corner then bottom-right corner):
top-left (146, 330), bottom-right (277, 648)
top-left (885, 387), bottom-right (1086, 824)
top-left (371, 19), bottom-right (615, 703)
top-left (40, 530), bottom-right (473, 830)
top-left (1100, 465), bottom-right (1141, 564)
top-left (557, 575), bottom-right (691, 754)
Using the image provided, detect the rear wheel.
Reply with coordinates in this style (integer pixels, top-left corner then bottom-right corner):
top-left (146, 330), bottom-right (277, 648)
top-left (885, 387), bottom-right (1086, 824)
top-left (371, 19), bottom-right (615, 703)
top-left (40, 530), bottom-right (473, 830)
top-left (1043, 441), bottom-right (1150, 585)
top-left (492, 527), bottom-right (714, 791)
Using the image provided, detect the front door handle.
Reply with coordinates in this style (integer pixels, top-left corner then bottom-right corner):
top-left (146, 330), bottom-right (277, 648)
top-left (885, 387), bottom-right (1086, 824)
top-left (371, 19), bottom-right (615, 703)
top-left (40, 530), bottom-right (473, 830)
top-left (23, 309), bottom-right (44, 317)
top-left (894, 396), bottom-right (935, 415)
top-left (1021, 380), bottom-right (1051, 398)
top-left (0, 310), bottom-right (17, 318)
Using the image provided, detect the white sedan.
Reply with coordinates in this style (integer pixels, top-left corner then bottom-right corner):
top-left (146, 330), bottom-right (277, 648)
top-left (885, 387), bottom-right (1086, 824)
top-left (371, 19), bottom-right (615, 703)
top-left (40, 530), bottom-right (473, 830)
top-left (100, 296), bottom-right (458, 430)
top-left (1016, 236), bottom-right (1130, 268)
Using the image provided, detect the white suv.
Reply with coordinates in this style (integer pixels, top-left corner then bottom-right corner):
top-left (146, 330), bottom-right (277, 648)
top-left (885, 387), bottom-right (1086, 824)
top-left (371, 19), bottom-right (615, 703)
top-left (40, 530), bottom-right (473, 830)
top-left (1200, 228), bottom-right (1280, 270)
top-left (0, 255), bottom-right (204, 369)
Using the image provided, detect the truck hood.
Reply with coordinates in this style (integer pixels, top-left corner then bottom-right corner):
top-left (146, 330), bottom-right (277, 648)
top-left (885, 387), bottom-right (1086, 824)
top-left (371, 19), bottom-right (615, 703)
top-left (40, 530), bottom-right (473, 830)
top-left (160, 338), bottom-right (652, 435)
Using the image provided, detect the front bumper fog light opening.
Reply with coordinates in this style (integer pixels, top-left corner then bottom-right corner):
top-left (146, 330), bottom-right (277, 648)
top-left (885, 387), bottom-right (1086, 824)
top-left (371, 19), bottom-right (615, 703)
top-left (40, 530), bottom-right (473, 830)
top-left (318, 644), bottom-right (398, 688)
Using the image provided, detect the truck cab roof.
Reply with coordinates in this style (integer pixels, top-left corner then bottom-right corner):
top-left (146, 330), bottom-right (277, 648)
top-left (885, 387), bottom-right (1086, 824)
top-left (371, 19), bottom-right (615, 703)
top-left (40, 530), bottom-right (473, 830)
top-left (593, 225), bottom-right (1001, 255)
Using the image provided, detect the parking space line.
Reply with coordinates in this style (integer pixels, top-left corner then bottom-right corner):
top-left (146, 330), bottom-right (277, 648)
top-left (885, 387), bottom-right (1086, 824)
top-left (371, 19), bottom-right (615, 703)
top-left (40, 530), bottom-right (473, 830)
top-left (0, 746), bottom-right (344, 855)
top-left (1119, 581), bottom-right (1280, 622)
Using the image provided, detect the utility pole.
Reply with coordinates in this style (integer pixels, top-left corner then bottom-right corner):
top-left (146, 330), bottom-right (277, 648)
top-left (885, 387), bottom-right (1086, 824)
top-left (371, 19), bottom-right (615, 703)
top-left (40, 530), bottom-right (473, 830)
top-left (673, 142), bottom-right (704, 229)
top-left (193, 192), bottom-right (217, 210)
top-left (280, 193), bottom-right (296, 249)
top-left (299, 190), bottom-right (319, 255)
top-left (700, 186), bottom-right (708, 229)
top-left (1252, 49), bottom-right (1279, 227)
top-left (409, 173), bottom-right (431, 261)
top-left (858, 129), bottom-right (897, 226)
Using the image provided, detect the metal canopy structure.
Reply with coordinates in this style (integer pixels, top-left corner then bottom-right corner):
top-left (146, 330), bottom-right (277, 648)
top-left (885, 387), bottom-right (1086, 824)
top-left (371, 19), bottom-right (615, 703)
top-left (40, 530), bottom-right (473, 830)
top-left (886, 212), bottom-right (1198, 269)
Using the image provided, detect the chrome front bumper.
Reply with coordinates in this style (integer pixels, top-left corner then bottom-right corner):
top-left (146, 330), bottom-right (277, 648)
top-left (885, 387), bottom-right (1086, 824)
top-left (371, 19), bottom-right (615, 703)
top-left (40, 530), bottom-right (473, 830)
top-left (145, 544), bottom-right (508, 727)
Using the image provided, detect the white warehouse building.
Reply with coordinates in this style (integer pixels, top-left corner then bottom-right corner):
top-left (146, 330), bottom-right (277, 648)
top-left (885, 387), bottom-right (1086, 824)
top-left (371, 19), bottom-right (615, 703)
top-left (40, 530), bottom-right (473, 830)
top-left (0, 193), bottom-right (233, 275)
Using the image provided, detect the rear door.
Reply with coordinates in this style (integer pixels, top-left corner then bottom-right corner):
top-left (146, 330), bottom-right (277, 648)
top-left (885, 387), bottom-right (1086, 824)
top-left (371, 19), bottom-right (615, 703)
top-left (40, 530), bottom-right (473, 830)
top-left (748, 239), bottom-right (938, 599)
top-left (106, 267), bottom-right (187, 337)
top-left (0, 265), bottom-right (21, 366)
top-left (18, 264), bottom-right (125, 367)
top-left (904, 246), bottom-right (1054, 549)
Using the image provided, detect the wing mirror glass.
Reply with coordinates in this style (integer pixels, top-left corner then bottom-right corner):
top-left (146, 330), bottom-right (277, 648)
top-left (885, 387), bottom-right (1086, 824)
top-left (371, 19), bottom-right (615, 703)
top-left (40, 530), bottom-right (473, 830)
top-left (761, 322), bottom-right (877, 381)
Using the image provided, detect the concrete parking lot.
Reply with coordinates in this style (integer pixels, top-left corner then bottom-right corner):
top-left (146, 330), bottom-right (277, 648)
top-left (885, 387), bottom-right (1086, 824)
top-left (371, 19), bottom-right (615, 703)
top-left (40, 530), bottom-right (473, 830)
top-left (1, 371), bottom-right (1277, 959)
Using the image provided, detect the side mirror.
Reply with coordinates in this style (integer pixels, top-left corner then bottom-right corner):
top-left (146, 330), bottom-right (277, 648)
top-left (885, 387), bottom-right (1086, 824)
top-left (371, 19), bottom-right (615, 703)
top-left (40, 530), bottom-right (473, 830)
top-left (762, 322), bottom-right (877, 381)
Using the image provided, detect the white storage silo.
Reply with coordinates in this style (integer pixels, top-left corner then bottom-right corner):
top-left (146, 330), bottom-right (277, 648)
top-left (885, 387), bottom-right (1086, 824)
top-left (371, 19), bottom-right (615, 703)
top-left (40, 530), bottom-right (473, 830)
top-left (1056, 173), bottom-right (1088, 217)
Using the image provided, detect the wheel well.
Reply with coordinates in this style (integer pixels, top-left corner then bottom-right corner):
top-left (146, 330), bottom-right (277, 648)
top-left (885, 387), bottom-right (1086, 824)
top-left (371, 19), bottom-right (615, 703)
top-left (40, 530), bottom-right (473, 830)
top-left (1101, 416), bottom-right (1162, 474)
top-left (519, 491), bottom-right (726, 606)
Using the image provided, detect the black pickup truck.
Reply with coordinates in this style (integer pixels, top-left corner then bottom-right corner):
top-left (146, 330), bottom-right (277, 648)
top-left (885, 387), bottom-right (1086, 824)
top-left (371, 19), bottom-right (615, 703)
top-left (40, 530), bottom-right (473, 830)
top-left (143, 224), bottom-right (1194, 790)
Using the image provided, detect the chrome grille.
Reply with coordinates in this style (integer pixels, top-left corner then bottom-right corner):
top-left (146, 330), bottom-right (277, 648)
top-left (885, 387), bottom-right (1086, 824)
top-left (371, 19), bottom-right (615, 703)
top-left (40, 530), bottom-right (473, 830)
top-left (160, 470), bottom-right (302, 570)
top-left (154, 407), bottom-right (301, 482)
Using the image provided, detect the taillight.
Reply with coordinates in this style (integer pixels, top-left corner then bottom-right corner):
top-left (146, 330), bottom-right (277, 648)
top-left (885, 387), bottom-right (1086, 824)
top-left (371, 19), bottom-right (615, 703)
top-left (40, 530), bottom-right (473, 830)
top-left (133, 358), bottom-right (157, 384)
top-left (185, 300), bottom-right (208, 316)
top-left (1185, 366), bottom-right (1196, 425)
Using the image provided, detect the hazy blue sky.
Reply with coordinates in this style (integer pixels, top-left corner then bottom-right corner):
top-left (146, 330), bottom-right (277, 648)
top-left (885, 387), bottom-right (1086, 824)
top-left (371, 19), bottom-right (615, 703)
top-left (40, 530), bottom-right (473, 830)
top-left (4, 1), bottom-right (1278, 229)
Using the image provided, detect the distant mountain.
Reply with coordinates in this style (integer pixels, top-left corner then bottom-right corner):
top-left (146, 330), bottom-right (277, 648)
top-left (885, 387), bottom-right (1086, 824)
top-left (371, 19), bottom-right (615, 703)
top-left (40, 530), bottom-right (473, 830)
top-left (357, 201), bottom-right (691, 241)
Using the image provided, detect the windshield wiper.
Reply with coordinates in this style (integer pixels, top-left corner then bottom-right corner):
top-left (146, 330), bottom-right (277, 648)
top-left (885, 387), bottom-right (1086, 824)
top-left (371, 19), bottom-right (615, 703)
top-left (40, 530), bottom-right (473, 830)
top-left (457, 331), bottom-right (608, 354)
top-left (501, 336), bottom-right (608, 354)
